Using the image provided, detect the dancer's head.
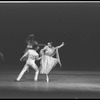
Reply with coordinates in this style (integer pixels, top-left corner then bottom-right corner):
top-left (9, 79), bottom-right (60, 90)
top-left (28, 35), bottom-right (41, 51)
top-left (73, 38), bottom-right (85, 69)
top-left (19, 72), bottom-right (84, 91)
top-left (26, 34), bottom-right (34, 44)
top-left (47, 42), bottom-right (53, 48)
top-left (27, 40), bottom-right (33, 46)
top-left (33, 40), bottom-right (38, 45)
top-left (34, 46), bottom-right (39, 51)
top-left (27, 34), bottom-right (34, 40)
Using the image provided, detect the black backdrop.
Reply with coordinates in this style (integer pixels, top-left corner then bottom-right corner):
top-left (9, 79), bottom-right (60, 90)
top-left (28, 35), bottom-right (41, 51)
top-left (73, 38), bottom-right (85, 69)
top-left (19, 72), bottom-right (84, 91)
top-left (0, 3), bottom-right (100, 71)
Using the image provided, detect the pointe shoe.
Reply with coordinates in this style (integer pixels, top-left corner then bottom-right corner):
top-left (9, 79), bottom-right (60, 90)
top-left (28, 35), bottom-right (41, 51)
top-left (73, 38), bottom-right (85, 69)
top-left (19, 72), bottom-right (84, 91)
top-left (34, 77), bottom-right (38, 82)
top-left (46, 78), bottom-right (49, 82)
top-left (14, 79), bottom-right (20, 82)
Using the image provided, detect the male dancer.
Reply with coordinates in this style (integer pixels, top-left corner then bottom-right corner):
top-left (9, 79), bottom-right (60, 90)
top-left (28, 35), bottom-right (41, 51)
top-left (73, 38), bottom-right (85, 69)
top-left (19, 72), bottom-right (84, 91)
top-left (16, 47), bottom-right (40, 82)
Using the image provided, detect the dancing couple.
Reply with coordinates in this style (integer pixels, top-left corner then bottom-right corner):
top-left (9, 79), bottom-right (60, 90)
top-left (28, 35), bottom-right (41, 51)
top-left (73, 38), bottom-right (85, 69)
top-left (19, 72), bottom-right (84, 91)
top-left (16, 34), bottom-right (65, 82)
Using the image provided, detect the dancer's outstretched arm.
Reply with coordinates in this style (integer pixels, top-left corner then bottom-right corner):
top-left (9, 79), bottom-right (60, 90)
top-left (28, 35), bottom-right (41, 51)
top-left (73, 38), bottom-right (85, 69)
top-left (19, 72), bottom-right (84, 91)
top-left (37, 57), bottom-right (42, 60)
top-left (40, 45), bottom-right (48, 55)
top-left (55, 42), bottom-right (65, 49)
top-left (41, 46), bottom-right (48, 50)
top-left (37, 44), bottom-right (46, 46)
top-left (20, 52), bottom-right (28, 61)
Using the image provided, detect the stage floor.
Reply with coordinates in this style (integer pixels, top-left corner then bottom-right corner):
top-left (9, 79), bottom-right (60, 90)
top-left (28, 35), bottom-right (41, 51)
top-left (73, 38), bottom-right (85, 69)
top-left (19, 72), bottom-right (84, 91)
top-left (0, 69), bottom-right (100, 98)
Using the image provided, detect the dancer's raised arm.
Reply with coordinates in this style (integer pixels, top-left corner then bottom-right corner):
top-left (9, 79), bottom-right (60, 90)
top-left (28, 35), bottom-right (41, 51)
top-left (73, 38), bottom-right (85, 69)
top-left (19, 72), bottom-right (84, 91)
top-left (55, 42), bottom-right (65, 49)
top-left (20, 51), bottom-right (28, 61)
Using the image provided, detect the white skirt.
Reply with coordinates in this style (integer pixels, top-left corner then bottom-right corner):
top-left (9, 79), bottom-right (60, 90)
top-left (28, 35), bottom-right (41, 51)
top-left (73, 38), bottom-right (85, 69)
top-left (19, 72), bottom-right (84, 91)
top-left (40, 55), bottom-right (58, 74)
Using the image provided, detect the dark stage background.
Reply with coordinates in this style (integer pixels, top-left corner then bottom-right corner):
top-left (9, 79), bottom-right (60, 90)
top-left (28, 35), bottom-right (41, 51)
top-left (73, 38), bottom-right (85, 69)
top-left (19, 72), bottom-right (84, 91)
top-left (0, 3), bottom-right (100, 71)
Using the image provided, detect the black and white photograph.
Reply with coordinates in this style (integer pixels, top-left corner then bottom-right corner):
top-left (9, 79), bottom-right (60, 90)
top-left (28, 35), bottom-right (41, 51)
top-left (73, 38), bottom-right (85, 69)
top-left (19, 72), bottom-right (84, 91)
top-left (0, 1), bottom-right (100, 99)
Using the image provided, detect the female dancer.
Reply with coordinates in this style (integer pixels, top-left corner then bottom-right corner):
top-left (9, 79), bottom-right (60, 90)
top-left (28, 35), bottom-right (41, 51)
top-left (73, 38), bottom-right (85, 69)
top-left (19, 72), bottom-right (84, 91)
top-left (39, 42), bottom-right (65, 82)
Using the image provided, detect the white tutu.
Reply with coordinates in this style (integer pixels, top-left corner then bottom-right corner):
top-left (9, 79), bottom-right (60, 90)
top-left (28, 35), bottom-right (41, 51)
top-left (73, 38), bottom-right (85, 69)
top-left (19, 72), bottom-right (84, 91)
top-left (40, 55), bottom-right (58, 74)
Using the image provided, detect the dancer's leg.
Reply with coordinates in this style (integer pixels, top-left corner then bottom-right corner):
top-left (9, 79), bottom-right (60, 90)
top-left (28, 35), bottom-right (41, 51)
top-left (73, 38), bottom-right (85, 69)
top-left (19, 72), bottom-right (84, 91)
top-left (16, 64), bottom-right (29, 81)
top-left (34, 69), bottom-right (39, 81)
top-left (31, 62), bottom-right (39, 81)
top-left (46, 74), bottom-right (49, 82)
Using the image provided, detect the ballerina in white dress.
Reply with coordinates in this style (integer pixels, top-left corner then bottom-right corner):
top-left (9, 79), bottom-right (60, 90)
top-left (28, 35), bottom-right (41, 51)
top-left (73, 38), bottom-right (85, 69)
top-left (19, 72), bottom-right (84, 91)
top-left (39, 42), bottom-right (65, 82)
